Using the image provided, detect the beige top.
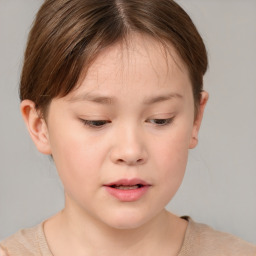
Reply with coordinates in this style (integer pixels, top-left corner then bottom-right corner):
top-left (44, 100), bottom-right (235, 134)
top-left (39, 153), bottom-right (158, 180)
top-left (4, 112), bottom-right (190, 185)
top-left (1, 217), bottom-right (256, 256)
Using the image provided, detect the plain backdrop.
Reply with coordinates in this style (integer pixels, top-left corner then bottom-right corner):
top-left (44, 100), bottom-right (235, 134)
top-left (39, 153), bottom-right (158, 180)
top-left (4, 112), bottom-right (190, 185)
top-left (0, 0), bottom-right (255, 244)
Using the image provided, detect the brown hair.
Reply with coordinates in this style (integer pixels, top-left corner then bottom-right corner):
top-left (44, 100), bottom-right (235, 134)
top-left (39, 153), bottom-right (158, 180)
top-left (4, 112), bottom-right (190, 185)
top-left (20, 0), bottom-right (208, 117)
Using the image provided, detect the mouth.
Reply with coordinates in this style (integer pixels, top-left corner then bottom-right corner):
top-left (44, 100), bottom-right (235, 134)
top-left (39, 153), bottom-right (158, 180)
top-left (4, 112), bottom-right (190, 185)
top-left (103, 179), bottom-right (151, 202)
top-left (104, 178), bottom-right (150, 189)
top-left (109, 184), bottom-right (144, 190)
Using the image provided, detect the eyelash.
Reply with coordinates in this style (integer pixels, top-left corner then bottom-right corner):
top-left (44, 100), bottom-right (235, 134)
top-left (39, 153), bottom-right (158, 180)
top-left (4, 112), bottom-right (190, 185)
top-left (80, 120), bottom-right (110, 128)
top-left (147, 118), bottom-right (174, 126)
top-left (80, 118), bottom-right (174, 129)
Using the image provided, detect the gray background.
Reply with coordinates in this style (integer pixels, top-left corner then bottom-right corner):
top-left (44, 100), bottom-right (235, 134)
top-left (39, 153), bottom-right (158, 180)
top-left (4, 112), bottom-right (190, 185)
top-left (0, 0), bottom-right (255, 244)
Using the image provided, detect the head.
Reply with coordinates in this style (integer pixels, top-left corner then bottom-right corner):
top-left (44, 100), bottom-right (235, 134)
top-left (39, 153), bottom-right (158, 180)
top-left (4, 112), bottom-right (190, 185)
top-left (20, 0), bottom-right (207, 118)
top-left (20, 0), bottom-right (208, 229)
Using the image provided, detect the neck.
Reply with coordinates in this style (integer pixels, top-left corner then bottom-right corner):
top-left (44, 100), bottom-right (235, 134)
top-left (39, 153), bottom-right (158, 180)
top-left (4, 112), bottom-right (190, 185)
top-left (44, 199), bottom-right (187, 256)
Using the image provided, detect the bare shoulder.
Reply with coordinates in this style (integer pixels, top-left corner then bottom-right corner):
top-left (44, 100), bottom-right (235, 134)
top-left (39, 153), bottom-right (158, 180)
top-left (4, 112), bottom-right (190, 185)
top-left (180, 217), bottom-right (256, 256)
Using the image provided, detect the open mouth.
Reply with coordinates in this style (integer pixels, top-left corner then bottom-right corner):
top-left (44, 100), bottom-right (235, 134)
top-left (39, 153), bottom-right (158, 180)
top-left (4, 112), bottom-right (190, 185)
top-left (105, 178), bottom-right (150, 190)
top-left (103, 179), bottom-right (151, 201)
top-left (109, 184), bottom-right (144, 190)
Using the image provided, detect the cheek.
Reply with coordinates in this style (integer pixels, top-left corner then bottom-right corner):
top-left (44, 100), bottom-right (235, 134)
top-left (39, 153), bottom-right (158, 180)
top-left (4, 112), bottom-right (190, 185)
top-left (153, 125), bottom-right (192, 188)
top-left (48, 127), bottom-right (105, 192)
top-left (158, 143), bottom-right (188, 184)
top-left (155, 147), bottom-right (188, 207)
top-left (53, 141), bottom-right (104, 207)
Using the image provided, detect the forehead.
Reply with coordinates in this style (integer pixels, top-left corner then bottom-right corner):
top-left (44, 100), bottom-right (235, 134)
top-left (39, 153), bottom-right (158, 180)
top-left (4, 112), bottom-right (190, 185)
top-left (68, 33), bottom-right (191, 100)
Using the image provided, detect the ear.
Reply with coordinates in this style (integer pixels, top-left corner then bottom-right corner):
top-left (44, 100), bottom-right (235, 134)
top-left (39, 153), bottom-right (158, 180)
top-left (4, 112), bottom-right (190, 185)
top-left (20, 100), bottom-right (52, 155)
top-left (189, 91), bottom-right (209, 149)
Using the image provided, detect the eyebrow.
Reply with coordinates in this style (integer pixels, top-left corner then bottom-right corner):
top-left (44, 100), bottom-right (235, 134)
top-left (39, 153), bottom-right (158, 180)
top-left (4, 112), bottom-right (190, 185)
top-left (69, 92), bottom-right (182, 105)
top-left (143, 93), bottom-right (183, 105)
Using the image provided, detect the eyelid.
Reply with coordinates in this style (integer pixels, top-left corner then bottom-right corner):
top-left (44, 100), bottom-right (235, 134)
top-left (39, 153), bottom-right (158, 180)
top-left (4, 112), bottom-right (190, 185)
top-left (79, 114), bottom-right (175, 129)
top-left (79, 119), bottom-right (111, 129)
top-left (146, 117), bottom-right (174, 126)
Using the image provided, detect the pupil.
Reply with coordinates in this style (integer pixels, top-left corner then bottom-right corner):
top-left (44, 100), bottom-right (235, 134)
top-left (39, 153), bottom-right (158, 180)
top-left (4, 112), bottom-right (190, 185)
top-left (94, 121), bottom-right (105, 126)
top-left (156, 119), bottom-right (165, 124)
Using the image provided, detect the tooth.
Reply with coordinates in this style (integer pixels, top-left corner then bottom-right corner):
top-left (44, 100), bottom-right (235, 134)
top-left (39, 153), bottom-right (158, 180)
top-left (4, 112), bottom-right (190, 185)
top-left (116, 185), bottom-right (139, 190)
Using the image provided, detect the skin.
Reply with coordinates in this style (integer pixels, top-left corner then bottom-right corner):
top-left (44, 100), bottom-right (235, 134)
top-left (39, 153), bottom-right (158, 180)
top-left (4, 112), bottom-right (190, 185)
top-left (21, 34), bottom-right (208, 256)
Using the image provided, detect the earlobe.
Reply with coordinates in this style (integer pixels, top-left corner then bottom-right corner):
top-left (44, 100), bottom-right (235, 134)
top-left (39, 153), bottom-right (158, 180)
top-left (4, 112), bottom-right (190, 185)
top-left (189, 91), bottom-right (209, 149)
top-left (20, 100), bottom-right (52, 155)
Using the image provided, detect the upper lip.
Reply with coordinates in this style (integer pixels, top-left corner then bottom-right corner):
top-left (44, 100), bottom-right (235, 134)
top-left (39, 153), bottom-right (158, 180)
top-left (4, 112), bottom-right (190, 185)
top-left (104, 178), bottom-right (151, 187)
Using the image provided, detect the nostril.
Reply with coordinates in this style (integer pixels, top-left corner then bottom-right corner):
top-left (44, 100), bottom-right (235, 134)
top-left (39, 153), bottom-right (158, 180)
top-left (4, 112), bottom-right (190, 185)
top-left (115, 158), bottom-right (144, 165)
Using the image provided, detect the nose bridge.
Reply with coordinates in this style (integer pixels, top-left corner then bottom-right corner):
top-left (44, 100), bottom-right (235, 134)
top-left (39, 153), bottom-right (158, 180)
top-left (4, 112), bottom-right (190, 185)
top-left (110, 121), bottom-right (147, 165)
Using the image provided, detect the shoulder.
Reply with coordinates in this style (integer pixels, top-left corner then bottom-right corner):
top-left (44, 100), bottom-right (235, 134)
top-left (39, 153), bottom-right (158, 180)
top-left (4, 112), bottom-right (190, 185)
top-left (179, 216), bottom-right (256, 256)
top-left (0, 223), bottom-right (52, 256)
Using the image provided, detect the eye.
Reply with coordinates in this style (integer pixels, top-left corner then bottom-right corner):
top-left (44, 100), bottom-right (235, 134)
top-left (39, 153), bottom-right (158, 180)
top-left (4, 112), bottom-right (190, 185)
top-left (147, 118), bottom-right (173, 126)
top-left (80, 119), bottom-right (110, 128)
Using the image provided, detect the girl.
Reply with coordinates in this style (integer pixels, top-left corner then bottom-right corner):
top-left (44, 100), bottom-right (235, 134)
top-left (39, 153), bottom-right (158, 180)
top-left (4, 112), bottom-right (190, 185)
top-left (1, 0), bottom-right (255, 255)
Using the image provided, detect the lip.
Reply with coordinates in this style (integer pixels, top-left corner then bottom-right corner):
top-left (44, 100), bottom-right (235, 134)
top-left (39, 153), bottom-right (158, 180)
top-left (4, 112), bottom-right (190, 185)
top-left (103, 178), bottom-right (151, 202)
top-left (104, 178), bottom-right (150, 187)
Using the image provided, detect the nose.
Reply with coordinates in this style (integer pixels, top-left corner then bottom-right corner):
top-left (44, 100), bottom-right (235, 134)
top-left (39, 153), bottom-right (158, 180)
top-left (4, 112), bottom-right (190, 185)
top-left (110, 125), bottom-right (148, 166)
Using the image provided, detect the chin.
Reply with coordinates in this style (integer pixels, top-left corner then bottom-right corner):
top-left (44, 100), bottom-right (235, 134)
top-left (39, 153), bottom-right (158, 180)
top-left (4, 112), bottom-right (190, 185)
top-left (102, 208), bottom-right (154, 230)
top-left (108, 219), bottom-right (147, 230)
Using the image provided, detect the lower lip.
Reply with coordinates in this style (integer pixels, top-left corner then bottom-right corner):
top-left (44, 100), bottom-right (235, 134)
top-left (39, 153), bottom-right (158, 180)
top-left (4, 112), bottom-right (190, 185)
top-left (104, 186), bottom-right (150, 202)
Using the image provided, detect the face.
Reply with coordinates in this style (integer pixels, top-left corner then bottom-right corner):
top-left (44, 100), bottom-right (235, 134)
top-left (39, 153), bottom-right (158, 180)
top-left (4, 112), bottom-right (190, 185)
top-left (26, 34), bottom-right (206, 229)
